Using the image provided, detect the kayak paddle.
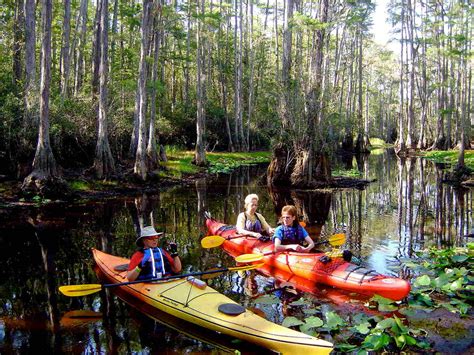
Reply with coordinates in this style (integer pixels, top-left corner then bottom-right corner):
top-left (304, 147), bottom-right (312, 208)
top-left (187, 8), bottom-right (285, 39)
top-left (201, 234), bottom-right (253, 248)
top-left (201, 222), bottom-right (309, 249)
top-left (234, 233), bottom-right (347, 263)
top-left (59, 262), bottom-right (264, 297)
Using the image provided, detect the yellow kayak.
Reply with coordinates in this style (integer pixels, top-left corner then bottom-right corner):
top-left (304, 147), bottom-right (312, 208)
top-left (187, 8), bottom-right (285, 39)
top-left (93, 248), bottom-right (333, 354)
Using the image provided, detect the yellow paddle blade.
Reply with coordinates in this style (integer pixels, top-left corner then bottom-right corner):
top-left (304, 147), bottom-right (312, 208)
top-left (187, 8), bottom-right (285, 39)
top-left (328, 233), bottom-right (346, 247)
top-left (201, 235), bottom-right (226, 248)
top-left (235, 253), bottom-right (265, 263)
top-left (59, 284), bottom-right (103, 297)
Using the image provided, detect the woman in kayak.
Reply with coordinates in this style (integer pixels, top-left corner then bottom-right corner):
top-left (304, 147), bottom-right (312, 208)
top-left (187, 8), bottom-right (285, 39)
top-left (236, 193), bottom-right (274, 240)
top-left (273, 205), bottom-right (314, 253)
top-left (127, 226), bottom-right (182, 281)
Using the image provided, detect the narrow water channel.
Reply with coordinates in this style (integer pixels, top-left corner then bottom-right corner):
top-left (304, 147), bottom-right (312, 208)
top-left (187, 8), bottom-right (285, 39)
top-left (0, 150), bottom-right (472, 353)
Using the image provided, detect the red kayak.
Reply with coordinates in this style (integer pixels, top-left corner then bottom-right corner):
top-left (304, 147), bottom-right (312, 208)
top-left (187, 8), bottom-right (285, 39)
top-left (206, 218), bottom-right (410, 301)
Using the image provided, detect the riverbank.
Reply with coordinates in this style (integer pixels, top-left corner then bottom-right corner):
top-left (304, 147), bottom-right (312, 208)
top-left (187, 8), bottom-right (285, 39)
top-left (0, 150), bottom-right (272, 206)
top-left (1, 147), bottom-right (472, 207)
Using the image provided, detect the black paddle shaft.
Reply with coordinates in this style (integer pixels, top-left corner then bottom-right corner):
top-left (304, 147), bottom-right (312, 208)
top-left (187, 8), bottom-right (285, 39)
top-left (102, 267), bottom-right (234, 289)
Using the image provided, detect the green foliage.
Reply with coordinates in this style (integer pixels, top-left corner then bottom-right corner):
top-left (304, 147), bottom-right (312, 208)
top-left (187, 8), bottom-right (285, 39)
top-left (423, 150), bottom-right (474, 171)
top-left (369, 138), bottom-right (393, 149)
top-left (161, 149), bottom-right (271, 177)
top-left (332, 168), bottom-right (362, 178)
top-left (404, 246), bottom-right (473, 315)
top-left (207, 151), bottom-right (271, 174)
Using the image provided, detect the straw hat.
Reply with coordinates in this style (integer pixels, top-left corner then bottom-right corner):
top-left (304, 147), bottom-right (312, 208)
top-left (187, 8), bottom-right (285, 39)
top-left (136, 226), bottom-right (164, 246)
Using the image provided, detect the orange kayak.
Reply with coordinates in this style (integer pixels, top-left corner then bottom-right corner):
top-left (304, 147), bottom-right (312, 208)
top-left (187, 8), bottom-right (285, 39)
top-left (92, 248), bottom-right (333, 354)
top-left (206, 218), bottom-right (411, 301)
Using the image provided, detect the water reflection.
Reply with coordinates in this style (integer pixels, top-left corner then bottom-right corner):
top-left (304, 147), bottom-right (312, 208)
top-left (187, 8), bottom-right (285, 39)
top-left (0, 152), bottom-right (472, 352)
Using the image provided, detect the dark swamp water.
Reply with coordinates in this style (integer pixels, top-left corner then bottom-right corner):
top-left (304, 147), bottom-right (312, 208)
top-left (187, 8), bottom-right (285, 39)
top-left (1, 150), bottom-right (473, 353)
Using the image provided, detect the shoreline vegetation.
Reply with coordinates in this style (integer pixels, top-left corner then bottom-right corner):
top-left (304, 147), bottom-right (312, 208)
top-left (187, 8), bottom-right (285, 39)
top-left (1, 145), bottom-right (472, 207)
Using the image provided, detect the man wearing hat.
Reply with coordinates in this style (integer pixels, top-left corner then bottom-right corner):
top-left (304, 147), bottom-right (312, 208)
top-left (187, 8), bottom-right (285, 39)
top-left (127, 226), bottom-right (182, 281)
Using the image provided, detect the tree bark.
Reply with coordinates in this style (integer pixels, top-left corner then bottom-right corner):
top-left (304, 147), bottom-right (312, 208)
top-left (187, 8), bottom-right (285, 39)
top-left (405, 0), bottom-right (415, 149)
top-left (193, 0), bottom-right (207, 166)
top-left (93, 0), bottom-right (115, 179)
top-left (147, 2), bottom-right (163, 170)
top-left (60, 0), bottom-right (71, 99)
top-left (24, 0), bottom-right (37, 126)
top-left (396, 1), bottom-right (406, 154)
top-left (91, 1), bottom-right (101, 95)
top-left (218, 0), bottom-right (234, 151)
top-left (73, 0), bottom-right (88, 95)
top-left (22, 0), bottom-right (61, 194)
top-left (13, 0), bottom-right (24, 88)
top-left (233, 0), bottom-right (243, 151)
top-left (290, 0), bottom-right (330, 188)
top-left (134, 0), bottom-right (152, 180)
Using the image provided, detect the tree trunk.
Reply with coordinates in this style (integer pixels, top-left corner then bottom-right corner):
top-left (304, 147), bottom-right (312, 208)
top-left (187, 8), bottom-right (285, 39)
top-left (432, 1), bottom-right (446, 150)
top-left (110, 0), bottom-right (119, 63)
top-left (246, 0), bottom-right (255, 151)
top-left (73, 0), bottom-right (88, 95)
top-left (60, 0), bottom-right (71, 99)
top-left (22, 0), bottom-right (61, 195)
top-left (396, 1), bottom-right (406, 154)
top-left (91, 1), bottom-right (101, 95)
top-left (184, 3), bottom-right (191, 112)
top-left (290, 0), bottom-right (330, 188)
top-left (24, 0), bottom-right (37, 126)
top-left (13, 0), bottom-right (24, 88)
top-left (233, 0), bottom-right (243, 151)
top-left (417, 3), bottom-right (428, 149)
top-left (355, 26), bottom-right (369, 153)
top-left (406, 0), bottom-right (415, 149)
top-left (218, 0), bottom-right (234, 151)
top-left (193, 0), bottom-right (207, 166)
top-left (93, 0), bottom-right (115, 179)
top-left (147, 3), bottom-right (163, 171)
top-left (134, 0), bottom-right (152, 180)
top-left (279, 0), bottom-right (293, 131)
top-left (342, 38), bottom-right (355, 152)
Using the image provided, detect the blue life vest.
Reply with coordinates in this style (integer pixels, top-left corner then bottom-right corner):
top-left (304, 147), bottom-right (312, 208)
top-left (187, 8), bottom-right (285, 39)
top-left (244, 213), bottom-right (264, 233)
top-left (138, 247), bottom-right (172, 280)
top-left (281, 226), bottom-right (305, 244)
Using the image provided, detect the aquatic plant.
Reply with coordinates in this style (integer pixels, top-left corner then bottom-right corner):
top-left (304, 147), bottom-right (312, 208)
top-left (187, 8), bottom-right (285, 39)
top-left (404, 244), bottom-right (473, 315)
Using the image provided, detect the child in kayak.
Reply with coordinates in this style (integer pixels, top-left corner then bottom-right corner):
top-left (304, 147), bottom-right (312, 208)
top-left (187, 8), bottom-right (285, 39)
top-left (236, 193), bottom-right (274, 240)
top-left (273, 205), bottom-right (314, 253)
top-left (127, 226), bottom-right (182, 281)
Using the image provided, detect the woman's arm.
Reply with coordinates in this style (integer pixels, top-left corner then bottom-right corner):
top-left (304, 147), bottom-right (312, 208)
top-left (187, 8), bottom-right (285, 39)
top-left (257, 213), bottom-right (274, 235)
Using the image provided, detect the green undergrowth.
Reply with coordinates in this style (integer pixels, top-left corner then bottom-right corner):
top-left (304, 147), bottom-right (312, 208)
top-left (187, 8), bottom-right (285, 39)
top-left (369, 138), bottom-right (393, 149)
top-left (68, 179), bottom-right (118, 192)
top-left (332, 168), bottom-right (362, 178)
top-left (161, 148), bottom-right (271, 177)
top-left (423, 150), bottom-right (474, 171)
top-left (256, 244), bottom-right (473, 353)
